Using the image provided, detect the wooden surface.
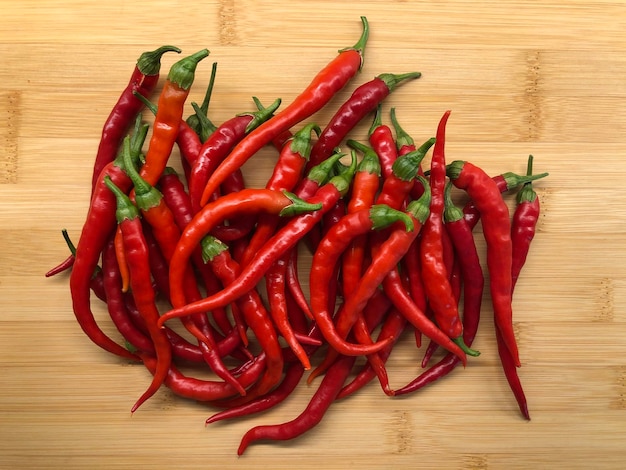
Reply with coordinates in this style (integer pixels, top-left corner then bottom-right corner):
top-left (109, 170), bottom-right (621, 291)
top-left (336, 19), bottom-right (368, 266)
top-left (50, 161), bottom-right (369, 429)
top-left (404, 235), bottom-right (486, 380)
top-left (1, 1), bottom-right (626, 468)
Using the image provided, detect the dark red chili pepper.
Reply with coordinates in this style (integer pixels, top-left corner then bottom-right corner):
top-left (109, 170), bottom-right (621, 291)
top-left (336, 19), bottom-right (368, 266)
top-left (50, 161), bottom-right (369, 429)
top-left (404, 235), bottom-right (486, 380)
top-left (206, 361), bottom-right (304, 424)
top-left (240, 123), bottom-right (320, 267)
top-left (199, 17), bottom-right (369, 202)
top-left (447, 159), bottom-right (520, 366)
top-left (368, 103), bottom-right (397, 180)
top-left (103, 176), bottom-right (172, 413)
top-left (394, 182), bottom-right (484, 396)
top-left (307, 71), bottom-right (421, 169)
top-left (157, 167), bottom-right (235, 337)
top-left (237, 354), bottom-right (356, 455)
top-left (139, 49), bottom-right (209, 187)
top-left (90, 45), bottom-right (181, 194)
top-left (191, 97), bottom-right (281, 211)
top-left (68, 120), bottom-right (148, 361)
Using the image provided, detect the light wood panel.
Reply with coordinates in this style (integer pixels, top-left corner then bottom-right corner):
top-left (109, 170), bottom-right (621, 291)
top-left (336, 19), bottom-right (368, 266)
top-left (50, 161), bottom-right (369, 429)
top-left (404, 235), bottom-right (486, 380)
top-left (1, 1), bottom-right (626, 468)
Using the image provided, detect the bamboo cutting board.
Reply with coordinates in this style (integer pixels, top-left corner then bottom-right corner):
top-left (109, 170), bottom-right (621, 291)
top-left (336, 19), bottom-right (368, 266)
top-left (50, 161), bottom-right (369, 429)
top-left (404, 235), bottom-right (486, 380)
top-left (1, 1), bottom-right (626, 468)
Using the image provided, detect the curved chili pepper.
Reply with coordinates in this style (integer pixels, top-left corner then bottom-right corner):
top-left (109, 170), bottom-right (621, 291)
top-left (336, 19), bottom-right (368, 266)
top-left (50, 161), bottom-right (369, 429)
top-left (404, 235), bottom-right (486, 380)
top-left (240, 123), bottom-right (320, 267)
top-left (368, 103), bottom-right (397, 179)
top-left (200, 236), bottom-right (284, 406)
top-left (159, 160), bottom-right (392, 358)
top-left (90, 45), bottom-right (181, 194)
top-left (308, 149), bottom-right (381, 385)
top-left (139, 352), bottom-right (267, 403)
top-left (307, 71), bottom-right (421, 169)
top-left (206, 361), bottom-right (304, 424)
top-left (139, 49), bottom-right (209, 187)
top-left (157, 168), bottom-right (235, 337)
top-left (68, 121), bottom-right (148, 361)
top-left (237, 355), bottom-right (356, 455)
top-left (199, 17), bottom-right (369, 202)
top-left (164, 188), bottom-right (322, 314)
top-left (123, 137), bottom-right (246, 394)
top-left (394, 182), bottom-right (484, 396)
top-left (447, 159), bottom-right (520, 366)
top-left (192, 97), bottom-right (281, 211)
top-left (308, 204), bottom-right (411, 392)
top-left (45, 231), bottom-right (75, 277)
top-left (103, 176), bottom-right (172, 413)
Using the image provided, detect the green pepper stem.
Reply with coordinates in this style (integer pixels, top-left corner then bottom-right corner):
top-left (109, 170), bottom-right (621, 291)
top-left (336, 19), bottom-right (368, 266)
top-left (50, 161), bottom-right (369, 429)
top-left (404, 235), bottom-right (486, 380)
top-left (369, 204), bottom-right (414, 232)
top-left (104, 175), bottom-right (140, 223)
top-left (406, 175), bottom-right (431, 224)
top-left (443, 181), bottom-right (464, 224)
top-left (168, 49), bottom-right (210, 90)
top-left (61, 228), bottom-right (77, 256)
top-left (186, 61), bottom-right (218, 136)
top-left (201, 235), bottom-right (229, 263)
top-left (288, 122), bottom-right (321, 160)
top-left (329, 150), bottom-right (358, 196)
top-left (377, 71), bottom-right (421, 92)
top-left (390, 107), bottom-right (414, 150)
top-left (339, 16), bottom-right (369, 70)
top-left (243, 97), bottom-right (282, 134)
top-left (368, 103), bottom-right (383, 137)
top-left (132, 90), bottom-right (157, 115)
top-left (305, 152), bottom-right (344, 186)
top-left (121, 136), bottom-right (163, 211)
top-left (452, 335), bottom-right (481, 357)
top-left (279, 191), bottom-right (324, 217)
top-left (517, 155), bottom-right (540, 204)
top-left (136, 45), bottom-right (181, 76)
top-left (191, 101), bottom-right (217, 141)
top-left (391, 137), bottom-right (436, 181)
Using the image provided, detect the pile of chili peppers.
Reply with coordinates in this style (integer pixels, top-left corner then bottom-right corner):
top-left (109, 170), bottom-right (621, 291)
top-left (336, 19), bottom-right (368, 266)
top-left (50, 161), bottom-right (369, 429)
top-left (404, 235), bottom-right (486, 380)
top-left (48, 17), bottom-right (548, 455)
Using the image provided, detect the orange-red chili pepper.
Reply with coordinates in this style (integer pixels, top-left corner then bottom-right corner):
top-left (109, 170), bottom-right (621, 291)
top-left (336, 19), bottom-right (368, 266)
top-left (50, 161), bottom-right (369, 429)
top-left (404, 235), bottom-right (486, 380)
top-left (139, 49), bottom-right (209, 187)
top-left (199, 17), bottom-right (369, 202)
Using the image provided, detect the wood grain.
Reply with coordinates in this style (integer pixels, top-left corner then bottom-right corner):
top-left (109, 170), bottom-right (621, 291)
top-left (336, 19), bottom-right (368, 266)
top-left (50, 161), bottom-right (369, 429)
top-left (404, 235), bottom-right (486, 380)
top-left (1, 1), bottom-right (626, 468)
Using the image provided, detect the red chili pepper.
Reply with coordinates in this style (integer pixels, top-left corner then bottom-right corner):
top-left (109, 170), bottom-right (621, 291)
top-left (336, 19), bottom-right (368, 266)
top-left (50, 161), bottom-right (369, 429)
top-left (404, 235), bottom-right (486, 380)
top-left (163, 189), bottom-right (323, 315)
top-left (191, 97), bottom-right (281, 211)
top-left (157, 168), bottom-right (236, 337)
top-left (68, 121), bottom-right (148, 361)
top-left (500, 154), bottom-right (543, 420)
top-left (90, 45), bottom-right (181, 194)
top-left (206, 361), bottom-right (305, 425)
top-left (368, 103), bottom-right (397, 179)
top-left (103, 175), bottom-right (172, 413)
top-left (45, 230), bottom-right (76, 277)
top-left (394, 182), bottom-right (484, 395)
top-left (139, 49), bottom-right (209, 187)
top-left (420, 111), bottom-right (475, 356)
top-left (240, 123), bottom-right (320, 267)
top-left (310, 202), bottom-right (414, 345)
top-left (447, 159), bottom-right (520, 366)
top-left (307, 71), bottom-right (421, 169)
top-left (237, 354), bottom-right (356, 455)
top-left (139, 352), bottom-right (267, 403)
top-left (199, 17), bottom-right (369, 202)
top-left (200, 236), bottom-right (285, 406)
top-left (308, 149), bottom-right (381, 385)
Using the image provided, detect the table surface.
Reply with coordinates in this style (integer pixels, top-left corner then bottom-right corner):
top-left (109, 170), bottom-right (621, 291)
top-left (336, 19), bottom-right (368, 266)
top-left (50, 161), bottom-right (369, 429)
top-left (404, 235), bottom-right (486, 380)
top-left (2, 1), bottom-right (626, 469)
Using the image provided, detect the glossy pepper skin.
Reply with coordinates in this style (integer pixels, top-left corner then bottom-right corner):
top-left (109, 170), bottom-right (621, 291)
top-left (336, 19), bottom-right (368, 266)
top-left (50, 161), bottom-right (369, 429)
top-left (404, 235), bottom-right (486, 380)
top-left (199, 17), bottom-right (369, 202)
top-left (447, 159), bottom-right (520, 366)
top-left (90, 45), bottom-right (181, 195)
